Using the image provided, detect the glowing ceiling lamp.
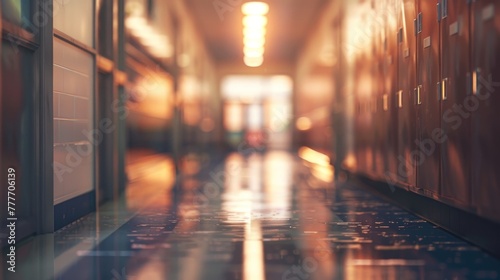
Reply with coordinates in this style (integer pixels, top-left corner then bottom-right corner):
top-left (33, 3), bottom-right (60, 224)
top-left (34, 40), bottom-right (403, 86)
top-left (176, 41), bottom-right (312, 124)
top-left (243, 27), bottom-right (266, 38)
top-left (244, 39), bottom-right (265, 48)
top-left (243, 15), bottom-right (268, 27)
top-left (244, 36), bottom-right (265, 46)
top-left (241, 1), bottom-right (269, 16)
top-left (244, 47), bottom-right (264, 57)
top-left (241, 2), bottom-right (269, 67)
top-left (244, 56), bottom-right (264, 67)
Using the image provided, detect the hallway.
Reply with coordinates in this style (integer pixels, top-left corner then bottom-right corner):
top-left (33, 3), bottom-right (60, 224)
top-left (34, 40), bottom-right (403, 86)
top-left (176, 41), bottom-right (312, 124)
top-left (6, 151), bottom-right (500, 280)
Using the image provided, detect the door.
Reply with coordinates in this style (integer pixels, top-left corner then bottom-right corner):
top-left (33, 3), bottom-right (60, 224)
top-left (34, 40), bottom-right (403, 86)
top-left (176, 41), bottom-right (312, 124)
top-left (471, 0), bottom-right (500, 222)
top-left (396, 0), bottom-right (417, 188)
top-left (415, 0), bottom-right (441, 196)
top-left (439, 0), bottom-right (472, 209)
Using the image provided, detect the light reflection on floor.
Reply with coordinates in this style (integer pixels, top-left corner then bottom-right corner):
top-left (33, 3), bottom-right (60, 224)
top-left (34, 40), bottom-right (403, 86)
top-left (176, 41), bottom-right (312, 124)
top-left (3, 151), bottom-right (500, 280)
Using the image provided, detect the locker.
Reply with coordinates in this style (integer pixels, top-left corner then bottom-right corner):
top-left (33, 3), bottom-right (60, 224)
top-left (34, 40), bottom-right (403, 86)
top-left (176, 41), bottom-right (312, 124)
top-left (415, 0), bottom-right (441, 195)
top-left (396, 0), bottom-right (417, 188)
top-left (471, 0), bottom-right (500, 222)
top-left (439, 0), bottom-right (471, 208)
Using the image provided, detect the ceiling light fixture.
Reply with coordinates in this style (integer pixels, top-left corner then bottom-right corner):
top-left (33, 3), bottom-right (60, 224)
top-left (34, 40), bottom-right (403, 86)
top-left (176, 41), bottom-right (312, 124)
top-left (244, 47), bottom-right (265, 57)
top-left (243, 15), bottom-right (268, 27)
top-left (242, 2), bottom-right (268, 67)
top-left (244, 56), bottom-right (264, 67)
top-left (242, 1), bottom-right (269, 15)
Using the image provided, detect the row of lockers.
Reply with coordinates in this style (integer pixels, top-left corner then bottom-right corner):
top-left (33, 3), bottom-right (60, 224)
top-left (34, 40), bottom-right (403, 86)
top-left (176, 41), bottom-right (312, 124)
top-left (351, 0), bottom-right (500, 222)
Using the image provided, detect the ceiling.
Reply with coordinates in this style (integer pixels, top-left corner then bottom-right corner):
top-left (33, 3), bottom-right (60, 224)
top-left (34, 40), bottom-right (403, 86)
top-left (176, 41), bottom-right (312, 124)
top-left (184, 0), bottom-right (330, 66)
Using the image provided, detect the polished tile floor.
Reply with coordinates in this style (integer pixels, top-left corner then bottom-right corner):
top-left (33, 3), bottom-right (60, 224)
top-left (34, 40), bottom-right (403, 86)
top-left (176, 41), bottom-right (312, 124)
top-left (4, 151), bottom-right (500, 280)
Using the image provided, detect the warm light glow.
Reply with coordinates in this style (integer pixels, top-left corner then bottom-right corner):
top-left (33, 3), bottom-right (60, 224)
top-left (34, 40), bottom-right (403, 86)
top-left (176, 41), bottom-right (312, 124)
top-left (311, 164), bottom-right (334, 183)
top-left (296, 117), bottom-right (312, 131)
top-left (342, 153), bottom-right (357, 170)
top-left (241, 4), bottom-right (268, 67)
top-left (243, 26), bottom-right (266, 37)
top-left (125, 16), bottom-right (146, 29)
top-left (141, 34), bottom-right (166, 47)
top-left (244, 36), bottom-right (265, 46)
top-left (243, 15), bottom-right (268, 27)
top-left (224, 103), bottom-right (244, 132)
top-left (241, 2), bottom-right (269, 16)
top-left (298, 147), bottom-right (331, 167)
top-left (244, 34), bottom-right (265, 41)
top-left (244, 56), bottom-right (264, 67)
top-left (244, 47), bottom-right (265, 57)
top-left (126, 16), bottom-right (172, 59)
top-left (244, 39), bottom-right (265, 48)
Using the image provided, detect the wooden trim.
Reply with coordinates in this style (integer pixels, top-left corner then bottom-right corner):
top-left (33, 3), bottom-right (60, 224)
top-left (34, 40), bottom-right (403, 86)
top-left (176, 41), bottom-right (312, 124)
top-left (97, 55), bottom-right (114, 73)
top-left (2, 20), bottom-right (39, 50)
top-left (54, 29), bottom-right (97, 55)
top-left (115, 70), bottom-right (127, 85)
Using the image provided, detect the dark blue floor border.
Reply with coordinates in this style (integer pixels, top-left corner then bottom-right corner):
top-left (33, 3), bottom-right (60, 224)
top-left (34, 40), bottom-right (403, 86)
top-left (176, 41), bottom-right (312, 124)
top-left (54, 191), bottom-right (96, 231)
top-left (351, 172), bottom-right (500, 258)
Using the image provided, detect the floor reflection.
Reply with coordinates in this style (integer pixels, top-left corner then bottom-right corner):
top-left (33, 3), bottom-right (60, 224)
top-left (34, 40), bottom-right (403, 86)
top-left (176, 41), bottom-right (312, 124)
top-left (4, 150), bottom-right (500, 280)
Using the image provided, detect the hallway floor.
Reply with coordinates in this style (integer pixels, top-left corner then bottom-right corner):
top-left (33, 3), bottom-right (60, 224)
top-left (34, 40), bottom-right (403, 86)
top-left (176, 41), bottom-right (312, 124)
top-left (4, 151), bottom-right (500, 280)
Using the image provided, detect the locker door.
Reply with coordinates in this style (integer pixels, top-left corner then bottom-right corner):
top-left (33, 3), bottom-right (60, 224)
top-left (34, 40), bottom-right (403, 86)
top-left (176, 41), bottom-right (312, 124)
top-left (415, 0), bottom-right (441, 195)
top-left (383, 0), bottom-right (399, 180)
top-left (396, 0), bottom-right (418, 188)
top-left (439, 0), bottom-right (471, 208)
top-left (471, 0), bottom-right (500, 222)
top-left (372, 0), bottom-right (385, 180)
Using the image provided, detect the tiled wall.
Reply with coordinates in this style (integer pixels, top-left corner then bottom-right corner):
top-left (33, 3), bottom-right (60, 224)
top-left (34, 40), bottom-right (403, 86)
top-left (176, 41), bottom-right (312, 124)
top-left (53, 38), bottom-right (94, 205)
top-left (53, 0), bottom-right (94, 46)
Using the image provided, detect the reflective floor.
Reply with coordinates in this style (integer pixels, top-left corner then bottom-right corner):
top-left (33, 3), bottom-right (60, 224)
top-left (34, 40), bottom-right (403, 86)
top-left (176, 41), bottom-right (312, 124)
top-left (3, 151), bottom-right (500, 280)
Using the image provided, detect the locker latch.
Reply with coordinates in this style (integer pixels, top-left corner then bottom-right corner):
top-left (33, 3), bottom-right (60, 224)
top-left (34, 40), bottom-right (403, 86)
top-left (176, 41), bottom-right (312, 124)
top-left (442, 0), bottom-right (448, 19)
top-left (438, 0), bottom-right (448, 21)
top-left (414, 13), bottom-right (422, 36)
top-left (417, 13), bottom-right (423, 34)
top-left (414, 13), bottom-right (423, 35)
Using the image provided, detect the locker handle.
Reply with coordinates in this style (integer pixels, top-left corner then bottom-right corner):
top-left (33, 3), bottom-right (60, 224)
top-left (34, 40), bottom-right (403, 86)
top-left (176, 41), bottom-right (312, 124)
top-left (473, 68), bottom-right (481, 95)
top-left (441, 78), bottom-right (448, 100)
top-left (415, 86), bottom-right (422, 105)
top-left (398, 90), bottom-right (403, 108)
top-left (383, 94), bottom-right (389, 111)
